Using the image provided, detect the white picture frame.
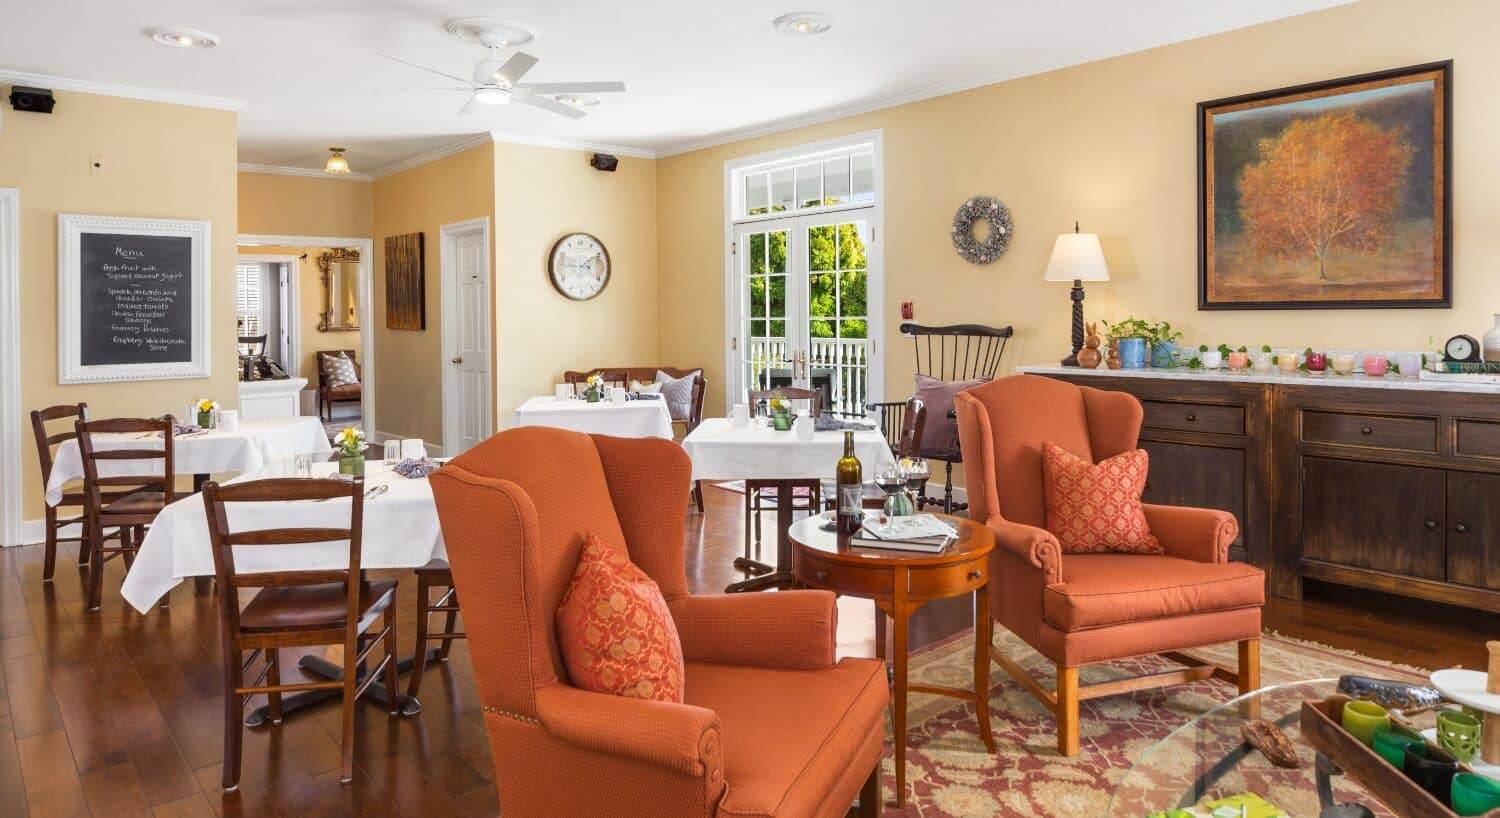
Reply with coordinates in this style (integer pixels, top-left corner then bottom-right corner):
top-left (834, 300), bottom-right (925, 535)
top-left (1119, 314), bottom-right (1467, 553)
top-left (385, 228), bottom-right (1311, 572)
top-left (58, 214), bottom-right (211, 384)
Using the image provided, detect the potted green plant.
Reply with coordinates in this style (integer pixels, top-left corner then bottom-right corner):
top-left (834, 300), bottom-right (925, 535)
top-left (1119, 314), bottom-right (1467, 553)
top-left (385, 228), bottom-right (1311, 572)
top-left (1105, 317), bottom-right (1152, 370)
top-left (1147, 321), bottom-right (1184, 368)
top-left (334, 426), bottom-right (366, 476)
top-left (1200, 343), bottom-right (1223, 370)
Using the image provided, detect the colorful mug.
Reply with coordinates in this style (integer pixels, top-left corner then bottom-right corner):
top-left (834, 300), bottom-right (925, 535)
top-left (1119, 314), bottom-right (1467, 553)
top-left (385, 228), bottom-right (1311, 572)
top-left (1363, 354), bottom-right (1389, 377)
top-left (1438, 708), bottom-right (1484, 762)
top-left (1306, 352), bottom-right (1328, 374)
top-left (1228, 351), bottom-right (1250, 371)
top-left (1277, 351), bottom-right (1300, 373)
top-left (1452, 772), bottom-right (1500, 816)
top-left (1405, 743), bottom-right (1459, 806)
top-left (1331, 354), bottom-right (1356, 375)
top-left (1341, 699), bottom-right (1390, 746)
top-left (1373, 722), bottom-right (1425, 767)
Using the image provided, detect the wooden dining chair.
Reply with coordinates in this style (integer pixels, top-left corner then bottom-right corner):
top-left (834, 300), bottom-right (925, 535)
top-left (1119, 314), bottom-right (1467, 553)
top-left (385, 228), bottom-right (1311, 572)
top-left (822, 397), bottom-right (929, 510)
top-left (201, 477), bottom-right (400, 790)
top-left (30, 403), bottom-right (101, 581)
top-left (406, 559), bottom-right (463, 701)
top-left (741, 387), bottom-right (825, 567)
top-left (75, 417), bottom-right (176, 611)
top-left (562, 369), bottom-right (629, 395)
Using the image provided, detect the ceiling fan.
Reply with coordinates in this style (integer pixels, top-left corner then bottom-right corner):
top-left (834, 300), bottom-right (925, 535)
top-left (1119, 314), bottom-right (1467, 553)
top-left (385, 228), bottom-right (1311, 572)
top-left (379, 19), bottom-right (625, 119)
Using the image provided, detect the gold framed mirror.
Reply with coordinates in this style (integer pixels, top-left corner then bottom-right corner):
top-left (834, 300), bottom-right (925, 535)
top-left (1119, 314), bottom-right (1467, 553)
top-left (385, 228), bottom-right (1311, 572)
top-left (317, 247), bottom-right (361, 332)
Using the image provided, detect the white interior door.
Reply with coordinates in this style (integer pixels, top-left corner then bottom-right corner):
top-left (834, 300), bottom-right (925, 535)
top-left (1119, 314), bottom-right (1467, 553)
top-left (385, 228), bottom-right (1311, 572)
top-left (730, 211), bottom-right (877, 414)
top-left (277, 263), bottom-right (292, 371)
top-left (442, 220), bottom-right (491, 455)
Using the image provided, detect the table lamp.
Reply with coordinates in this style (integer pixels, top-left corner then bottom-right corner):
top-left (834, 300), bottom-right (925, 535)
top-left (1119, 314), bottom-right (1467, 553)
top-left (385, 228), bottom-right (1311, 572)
top-left (1043, 222), bottom-right (1110, 366)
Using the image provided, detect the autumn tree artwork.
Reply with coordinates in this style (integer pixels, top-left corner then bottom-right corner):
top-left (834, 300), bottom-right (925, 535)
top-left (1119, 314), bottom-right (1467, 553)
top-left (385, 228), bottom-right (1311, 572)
top-left (1199, 62), bottom-right (1449, 309)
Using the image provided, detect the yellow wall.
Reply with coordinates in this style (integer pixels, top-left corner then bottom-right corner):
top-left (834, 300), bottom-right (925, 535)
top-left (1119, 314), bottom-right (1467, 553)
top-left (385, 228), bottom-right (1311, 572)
top-left (493, 143), bottom-right (659, 425)
top-left (371, 142), bottom-right (495, 444)
top-left (234, 244), bottom-right (362, 380)
top-left (657, 0), bottom-right (1500, 416)
top-left (0, 90), bottom-right (239, 518)
top-left (238, 171), bottom-right (372, 238)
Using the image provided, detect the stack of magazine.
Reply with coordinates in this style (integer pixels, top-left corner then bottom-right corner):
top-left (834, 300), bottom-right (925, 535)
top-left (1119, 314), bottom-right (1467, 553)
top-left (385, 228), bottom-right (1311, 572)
top-left (851, 513), bottom-right (958, 553)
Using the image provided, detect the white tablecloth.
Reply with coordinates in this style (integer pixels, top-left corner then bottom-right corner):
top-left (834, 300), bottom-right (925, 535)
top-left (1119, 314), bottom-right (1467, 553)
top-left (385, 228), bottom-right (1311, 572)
top-left (45, 417), bottom-right (333, 506)
top-left (512, 396), bottom-right (674, 439)
top-left (681, 418), bottom-right (896, 481)
top-left (120, 460), bottom-right (444, 613)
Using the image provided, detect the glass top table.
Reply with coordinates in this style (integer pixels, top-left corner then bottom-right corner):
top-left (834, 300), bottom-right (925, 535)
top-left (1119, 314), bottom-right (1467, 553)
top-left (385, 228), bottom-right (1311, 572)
top-left (1110, 678), bottom-right (1393, 818)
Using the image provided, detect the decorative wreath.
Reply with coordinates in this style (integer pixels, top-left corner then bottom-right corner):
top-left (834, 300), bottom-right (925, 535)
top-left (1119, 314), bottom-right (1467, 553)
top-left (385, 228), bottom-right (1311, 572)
top-left (951, 196), bottom-right (1013, 265)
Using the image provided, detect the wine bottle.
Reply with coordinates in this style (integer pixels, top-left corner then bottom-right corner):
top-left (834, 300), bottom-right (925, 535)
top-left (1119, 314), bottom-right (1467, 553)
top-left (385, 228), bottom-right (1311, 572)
top-left (836, 431), bottom-right (863, 534)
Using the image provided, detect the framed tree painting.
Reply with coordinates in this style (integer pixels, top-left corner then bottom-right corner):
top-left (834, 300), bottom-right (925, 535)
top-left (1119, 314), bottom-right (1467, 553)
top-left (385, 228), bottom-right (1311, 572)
top-left (1198, 61), bottom-right (1451, 310)
top-left (384, 232), bottom-right (425, 330)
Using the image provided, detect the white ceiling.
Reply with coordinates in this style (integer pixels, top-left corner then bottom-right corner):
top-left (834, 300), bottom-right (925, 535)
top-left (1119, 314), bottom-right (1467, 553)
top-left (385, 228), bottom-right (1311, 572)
top-left (0, 0), bottom-right (1351, 173)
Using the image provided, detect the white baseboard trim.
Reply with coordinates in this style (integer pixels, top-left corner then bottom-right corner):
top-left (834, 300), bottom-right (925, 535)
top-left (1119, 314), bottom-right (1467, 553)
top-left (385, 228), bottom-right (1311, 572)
top-left (17, 519), bottom-right (80, 546)
top-left (373, 430), bottom-right (445, 459)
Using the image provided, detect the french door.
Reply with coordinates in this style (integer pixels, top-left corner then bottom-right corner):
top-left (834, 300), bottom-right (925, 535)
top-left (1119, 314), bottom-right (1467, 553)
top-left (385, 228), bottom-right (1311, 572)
top-left (731, 209), bottom-right (877, 414)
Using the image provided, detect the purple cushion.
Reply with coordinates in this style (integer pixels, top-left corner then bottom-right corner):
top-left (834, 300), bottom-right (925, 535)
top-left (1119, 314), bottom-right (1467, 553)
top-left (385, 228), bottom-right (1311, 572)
top-left (914, 373), bottom-right (986, 457)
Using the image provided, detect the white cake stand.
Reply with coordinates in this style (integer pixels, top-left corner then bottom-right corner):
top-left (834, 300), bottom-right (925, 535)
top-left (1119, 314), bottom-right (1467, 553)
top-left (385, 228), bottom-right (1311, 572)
top-left (1423, 668), bottom-right (1500, 776)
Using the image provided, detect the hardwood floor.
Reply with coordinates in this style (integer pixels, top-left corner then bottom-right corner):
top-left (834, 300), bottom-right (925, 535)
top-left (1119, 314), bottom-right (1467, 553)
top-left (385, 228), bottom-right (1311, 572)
top-left (2, 485), bottom-right (1497, 817)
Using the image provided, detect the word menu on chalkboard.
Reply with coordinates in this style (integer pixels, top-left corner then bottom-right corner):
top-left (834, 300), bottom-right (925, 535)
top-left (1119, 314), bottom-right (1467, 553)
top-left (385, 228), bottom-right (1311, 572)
top-left (58, 214), bottom-right (211, 384)
top-left (79, 233), bottom-right (193, 366)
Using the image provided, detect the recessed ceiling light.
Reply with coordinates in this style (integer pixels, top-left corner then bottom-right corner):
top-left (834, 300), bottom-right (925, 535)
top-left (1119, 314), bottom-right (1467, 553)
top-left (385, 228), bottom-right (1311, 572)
top-left (145, 26), bottom-right (220, 49)
top-left (556, 94), bottom-right (599, 108)
top-left (773, 12), bottom-right (833, 35)
top-left (324, 147), bottom-right (351, 175)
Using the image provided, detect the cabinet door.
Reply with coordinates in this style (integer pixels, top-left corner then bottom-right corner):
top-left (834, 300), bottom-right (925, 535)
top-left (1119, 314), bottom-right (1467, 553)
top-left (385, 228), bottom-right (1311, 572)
top-left (1141, 440), bottom-right (1247, 558)
top-left (1301, 457), bottom-right (1446, 579)
top-left (1447, 471), bottom-right (1500, 590)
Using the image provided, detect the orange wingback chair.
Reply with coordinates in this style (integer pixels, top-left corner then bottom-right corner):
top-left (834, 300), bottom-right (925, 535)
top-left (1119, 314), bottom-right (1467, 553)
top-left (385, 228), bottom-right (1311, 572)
top-left (430, 427), bottom-right (888, 818)
top-left (955, 374), bottom-right (1264, 756)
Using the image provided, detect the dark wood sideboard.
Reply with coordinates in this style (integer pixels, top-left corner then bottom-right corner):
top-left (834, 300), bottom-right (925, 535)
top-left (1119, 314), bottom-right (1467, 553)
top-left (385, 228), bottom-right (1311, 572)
top-left (1028, 367), bottom-right (1500, 611)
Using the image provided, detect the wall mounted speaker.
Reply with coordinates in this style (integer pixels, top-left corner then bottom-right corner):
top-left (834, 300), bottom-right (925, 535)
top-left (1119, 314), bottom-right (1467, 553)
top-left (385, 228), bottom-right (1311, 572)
top-left (8, 86), bottom-right (56, 114)
top-left (590, 153), bottom-right (618, 172)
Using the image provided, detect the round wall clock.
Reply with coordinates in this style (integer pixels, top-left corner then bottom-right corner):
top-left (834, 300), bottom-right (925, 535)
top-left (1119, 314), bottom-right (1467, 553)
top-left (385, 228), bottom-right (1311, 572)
top-left (548, 232), bottom-right (611, 301)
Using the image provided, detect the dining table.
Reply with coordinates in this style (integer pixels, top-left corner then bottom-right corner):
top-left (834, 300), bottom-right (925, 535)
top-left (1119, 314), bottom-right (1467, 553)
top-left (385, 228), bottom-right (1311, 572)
top-left (44, 415), bottom-right (333, 505)
top-left (681, 417), bottom-right (896, 592)
top-left (121, 458), bottom-right (445, 721)
top-left (512, 394), bottom-right (675, 439)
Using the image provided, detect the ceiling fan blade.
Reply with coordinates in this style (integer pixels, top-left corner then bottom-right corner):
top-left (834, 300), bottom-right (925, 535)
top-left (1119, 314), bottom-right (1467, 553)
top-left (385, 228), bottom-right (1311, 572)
top-left (459, 97), bottom-right (479, 116)
top-left (513, 91), bottom-right (587, 119)
top-left (379, 86), bottom-right (474, 92)
top-left (513, 81), bottom-right (626, 94)
top-left (492, 51), bottom-right (539, 84)
top-left (377, 52), bottom-right (474, 86)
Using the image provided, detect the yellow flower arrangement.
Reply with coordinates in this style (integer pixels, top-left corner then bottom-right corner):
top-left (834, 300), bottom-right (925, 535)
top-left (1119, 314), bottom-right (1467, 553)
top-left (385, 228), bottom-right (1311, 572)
top-left (334, 426), bottom-right (365, 457)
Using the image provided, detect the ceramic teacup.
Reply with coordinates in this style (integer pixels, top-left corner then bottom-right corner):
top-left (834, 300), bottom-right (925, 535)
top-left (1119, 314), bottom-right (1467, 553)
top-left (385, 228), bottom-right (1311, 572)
top-left (1452, 772), bottom-right (1500, 816)
top-left (1437, 708), bottom-right (1484, 762)
top-left (1341, 699), bottom-right (1390, 746)
top-left (1406, 743), bottom-right (1459, 806)
top-left (1373, 722), bottom-right (1426, 767)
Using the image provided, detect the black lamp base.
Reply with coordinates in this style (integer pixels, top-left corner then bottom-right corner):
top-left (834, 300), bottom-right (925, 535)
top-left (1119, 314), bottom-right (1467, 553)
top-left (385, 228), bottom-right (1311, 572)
top-left (1060, 279), bottom-right (1086, 367)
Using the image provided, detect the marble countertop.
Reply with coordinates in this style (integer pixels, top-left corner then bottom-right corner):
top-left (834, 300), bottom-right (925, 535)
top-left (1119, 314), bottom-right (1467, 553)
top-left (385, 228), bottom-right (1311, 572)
top-left (1017, 363), bottom-right (1500, 395)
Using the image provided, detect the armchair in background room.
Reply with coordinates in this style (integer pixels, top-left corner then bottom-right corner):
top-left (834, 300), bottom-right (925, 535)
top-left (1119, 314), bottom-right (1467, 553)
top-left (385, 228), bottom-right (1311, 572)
top-left (956, 374), bottom-right (1264, 756)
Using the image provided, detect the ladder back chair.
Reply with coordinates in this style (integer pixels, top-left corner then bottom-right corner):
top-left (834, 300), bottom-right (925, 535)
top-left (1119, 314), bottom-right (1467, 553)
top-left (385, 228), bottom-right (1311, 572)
top-left (740, 387), bottom-right (825, 572)
top-left (201, 477), bottom-right (400, 789)
top-left (900, 322), bottom-right (1014, 513)
top-left (406, 558), bottom-right (464, 701)
top-left (562, 368), bottom-right (630, 395)
top-left (823, 397), bottom-right (928, 511)
top-left (30, 403), bottom-right (101, 581)
top-left (75, 417), bottom-right (176, 611)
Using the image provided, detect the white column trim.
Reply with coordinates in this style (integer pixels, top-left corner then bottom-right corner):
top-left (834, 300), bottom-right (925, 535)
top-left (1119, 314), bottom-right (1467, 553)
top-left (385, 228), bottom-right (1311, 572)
top-left (0, 189), bottom-right (20, 546)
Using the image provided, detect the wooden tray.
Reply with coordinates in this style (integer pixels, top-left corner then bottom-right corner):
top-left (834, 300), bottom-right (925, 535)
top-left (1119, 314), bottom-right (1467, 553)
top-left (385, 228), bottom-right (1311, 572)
top-left (1301, 695), bottom-right (1500, 818)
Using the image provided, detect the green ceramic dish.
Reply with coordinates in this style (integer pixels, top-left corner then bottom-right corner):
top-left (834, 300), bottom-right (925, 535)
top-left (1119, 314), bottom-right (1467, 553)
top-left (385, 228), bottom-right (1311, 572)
top-left (1373, 722), bottom-right (1425, 767)
top-left (1342, 699), bottom-right (1390, 746)
top-left (1452, 772), bottom-right (1500, 816)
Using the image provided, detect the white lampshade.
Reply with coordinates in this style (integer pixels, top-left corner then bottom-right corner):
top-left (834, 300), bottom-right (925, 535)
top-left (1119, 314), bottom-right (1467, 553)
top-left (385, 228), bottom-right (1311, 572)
top-left (1043, 231), bottom-right (1110, 283)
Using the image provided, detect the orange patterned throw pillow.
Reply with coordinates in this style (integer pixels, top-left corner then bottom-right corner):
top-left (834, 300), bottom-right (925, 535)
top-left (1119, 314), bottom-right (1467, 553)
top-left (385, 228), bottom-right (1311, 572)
top-left (555, 533), bottom-right (685, 703)
top-left (1041, 442), bottom-right (1163, 555)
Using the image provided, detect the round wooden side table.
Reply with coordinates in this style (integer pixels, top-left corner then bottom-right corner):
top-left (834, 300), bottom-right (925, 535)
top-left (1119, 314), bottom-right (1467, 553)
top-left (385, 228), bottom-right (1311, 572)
top-left (789, 512), bottom-right (997, 807)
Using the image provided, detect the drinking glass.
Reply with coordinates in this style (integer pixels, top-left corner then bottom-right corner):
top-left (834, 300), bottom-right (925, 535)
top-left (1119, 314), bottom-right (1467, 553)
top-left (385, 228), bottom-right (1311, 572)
top-left (293, 452), bottom-right (314, 478)
top-left (383, 440), bottom-right (401, 466)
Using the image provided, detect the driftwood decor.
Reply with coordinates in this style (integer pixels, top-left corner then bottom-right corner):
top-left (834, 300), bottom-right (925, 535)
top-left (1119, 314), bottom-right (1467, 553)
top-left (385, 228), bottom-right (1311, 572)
top-left (384, 232), bottom-right (425, 330)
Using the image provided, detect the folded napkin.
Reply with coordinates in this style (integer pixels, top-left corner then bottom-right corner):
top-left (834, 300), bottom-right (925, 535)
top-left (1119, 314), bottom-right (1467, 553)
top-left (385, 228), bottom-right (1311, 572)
top-left (626, 392), bottom-right (663, 401)
top-left (392, 458), bottom-right (440, 479)
top-left (813, 416), bottom-right (877, 432)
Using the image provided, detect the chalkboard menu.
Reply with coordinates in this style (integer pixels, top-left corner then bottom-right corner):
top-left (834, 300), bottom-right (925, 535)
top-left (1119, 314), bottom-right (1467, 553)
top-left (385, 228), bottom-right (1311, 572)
top-left (58, 215), bottom-right (211, 384)
top-left (78, 233), bottom-right (193, 366)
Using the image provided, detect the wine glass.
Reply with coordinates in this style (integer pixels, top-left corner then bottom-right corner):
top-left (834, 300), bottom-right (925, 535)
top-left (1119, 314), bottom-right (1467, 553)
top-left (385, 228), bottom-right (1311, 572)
top-left (875, 462), bottom-right (911, 517)
top-left (901, 457), bottom-right (930, 511)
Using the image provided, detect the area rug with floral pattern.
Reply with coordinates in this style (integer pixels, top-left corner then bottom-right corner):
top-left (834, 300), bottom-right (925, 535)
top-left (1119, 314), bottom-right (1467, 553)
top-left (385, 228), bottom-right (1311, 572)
top-left (880, 629), bottom-right (1428, 816)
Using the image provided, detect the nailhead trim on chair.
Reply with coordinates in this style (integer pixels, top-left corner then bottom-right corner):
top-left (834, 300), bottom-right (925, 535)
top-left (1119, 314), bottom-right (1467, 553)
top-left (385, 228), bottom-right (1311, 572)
top-left (482, 705), bottom-right (540, 725)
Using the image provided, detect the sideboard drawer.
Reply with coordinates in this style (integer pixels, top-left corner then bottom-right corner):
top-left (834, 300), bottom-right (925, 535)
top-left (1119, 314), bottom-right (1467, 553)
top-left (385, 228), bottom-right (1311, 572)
top-left (1456, 419), bottom-right (1500, 460)
top-left (1302, 410), bottom-right (1436, 453)
top-left (1141, 400), bottom-right (1245, 436)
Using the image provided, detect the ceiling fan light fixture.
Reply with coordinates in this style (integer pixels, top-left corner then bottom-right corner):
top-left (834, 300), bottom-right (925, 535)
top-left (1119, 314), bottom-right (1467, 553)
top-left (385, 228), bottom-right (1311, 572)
top-left (145, 26), bottom-right (220, 49)
top-left (473, 86), bottom-right (511, 105)
top-left (773, 12), bottom-right (833, 35)
top-left (324, 147), bottom-right (351, 175)
top-left (556, 94), bottom-right (599, 108)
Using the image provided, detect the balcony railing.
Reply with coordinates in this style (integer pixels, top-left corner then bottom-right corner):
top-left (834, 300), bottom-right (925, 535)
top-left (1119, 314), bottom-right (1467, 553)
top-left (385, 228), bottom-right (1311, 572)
top-left (745, 337), bottom-right (869, 415)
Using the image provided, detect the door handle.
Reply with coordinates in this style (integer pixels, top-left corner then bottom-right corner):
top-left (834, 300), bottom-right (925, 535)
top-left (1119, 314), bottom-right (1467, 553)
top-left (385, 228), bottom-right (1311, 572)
top-left (451, 356), bottom-right (463, 364)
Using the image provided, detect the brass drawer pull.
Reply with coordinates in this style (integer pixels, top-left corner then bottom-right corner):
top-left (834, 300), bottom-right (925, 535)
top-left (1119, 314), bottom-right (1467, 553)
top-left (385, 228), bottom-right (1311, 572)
top-left (814, 570), bottom-right (828, 582)
top-left (1185, 413), bottom-right (1197, 422)
top-left (1360, 426), bottom-right (1373, 435)
top-left (967, 570), bottom-right (983, 581)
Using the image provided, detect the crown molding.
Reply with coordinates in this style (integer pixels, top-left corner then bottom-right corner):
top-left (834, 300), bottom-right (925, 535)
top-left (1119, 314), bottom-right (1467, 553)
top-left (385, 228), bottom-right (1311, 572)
top-left (654, 0), bottom-right (1355, 158)
top-left (486, 130), bottom-right (657, 160)
top-left (237, 163), bottom-right (373, 182)
top-left (367, 132), bottom-right (495, 179)
top-left (0, 68), bottom-right (245, 112)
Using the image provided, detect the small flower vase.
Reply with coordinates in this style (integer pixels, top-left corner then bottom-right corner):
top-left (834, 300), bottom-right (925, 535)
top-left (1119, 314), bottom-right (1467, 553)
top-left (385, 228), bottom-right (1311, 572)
top-left (1150, 341), bottom-right (1177, 368)
top-left (339, 453), bottom-right (365, 476)
top-left (1118, 338), bottom-right (1148, 369)
top-left (197, 410), bottom-right (215, 429)
top-left (584, 386), bottom-right (601, 403)
top-left (772, 411), bottom-right (792, 431)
